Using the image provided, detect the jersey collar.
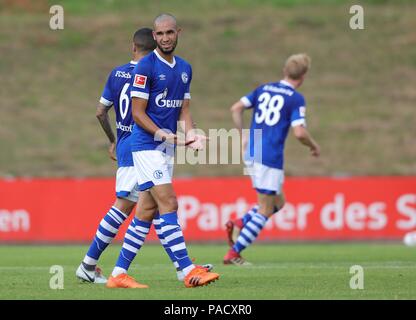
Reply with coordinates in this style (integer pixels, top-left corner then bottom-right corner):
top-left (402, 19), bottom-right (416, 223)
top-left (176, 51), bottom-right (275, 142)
top-left (154, 49), bottom-right (176, 68)
top-left (279, 80), bottom-right (295, 89)
top-left (130, 60), bottom-right (138, 65)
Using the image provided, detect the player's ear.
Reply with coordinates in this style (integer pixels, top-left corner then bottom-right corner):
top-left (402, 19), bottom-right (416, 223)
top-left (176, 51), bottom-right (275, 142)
top-left (132, 43), bottom-right (136, 53)
top-left (152, 31), bottom-right (157, 40)
top-left (176, 27), bottom-right (182, 35)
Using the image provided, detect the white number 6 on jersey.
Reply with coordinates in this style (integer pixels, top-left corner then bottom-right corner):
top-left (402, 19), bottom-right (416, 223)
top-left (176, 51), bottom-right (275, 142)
top-left (119, 83), bottom-right (130, 120)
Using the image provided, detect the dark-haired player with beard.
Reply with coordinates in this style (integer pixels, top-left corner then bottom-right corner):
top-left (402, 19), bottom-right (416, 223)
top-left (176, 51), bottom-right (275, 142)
top-left (106, 14), bottom-right (219, 289)
top-left (76, 27), bottom-right (212, 285)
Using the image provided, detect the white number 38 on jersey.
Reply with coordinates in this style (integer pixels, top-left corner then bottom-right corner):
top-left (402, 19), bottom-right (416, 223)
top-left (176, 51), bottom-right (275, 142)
top-left (254, 92), bottom-right (284, 126)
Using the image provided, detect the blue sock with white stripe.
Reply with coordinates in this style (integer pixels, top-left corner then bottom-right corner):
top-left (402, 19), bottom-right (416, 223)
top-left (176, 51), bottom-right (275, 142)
top-left (153, 213), bottom-right (180, 271)
top-left (233, 212), bottom-right (268, 253)
top-left (241, 205), bottom-right (259, 225)
top-left (112, 217), bottom-right (151, 276)
top-left (240, 205), bottom-right (280, 227)
top-left (83, 206), bottom-right (128, 266)
top-left (160, 212), bottom-right (194, 276)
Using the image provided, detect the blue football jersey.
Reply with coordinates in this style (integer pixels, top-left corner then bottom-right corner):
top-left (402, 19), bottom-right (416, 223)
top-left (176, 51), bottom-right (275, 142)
top-left (129, 49), bottom-right (192, 152)
top-left (99, 61), bottom-right (137, 167)
top-left (242, 80), bottom-right (307, 169)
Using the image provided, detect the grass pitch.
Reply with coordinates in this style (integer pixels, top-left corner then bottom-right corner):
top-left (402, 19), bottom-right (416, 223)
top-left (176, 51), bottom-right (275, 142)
top-left (1, 243), bottom-right (415, 299)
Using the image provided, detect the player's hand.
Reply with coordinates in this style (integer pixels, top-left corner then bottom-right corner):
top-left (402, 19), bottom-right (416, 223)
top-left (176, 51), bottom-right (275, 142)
top-left (161, 132), bottom-right (195, 146)
top-left (108, 142), bottom-right (117, 161)
top-left (161, 132), bottom-right (178, 145)
top-left (187, 134), bottom-right (208, 151)
top-left (310, 144), bottom-right (320, 157)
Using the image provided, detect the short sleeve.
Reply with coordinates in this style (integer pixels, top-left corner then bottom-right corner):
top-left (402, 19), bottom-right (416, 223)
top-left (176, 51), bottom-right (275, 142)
top-left (240, 88), bottom-right (258, 109)
top-left (184, 65), bottom-right (192, 100)
top-left (99, 72), bottom-right (114, 107)
top-left (130, 58), bottom-right (152, 100)
top-left (290, 94), bottom-right (307, 127)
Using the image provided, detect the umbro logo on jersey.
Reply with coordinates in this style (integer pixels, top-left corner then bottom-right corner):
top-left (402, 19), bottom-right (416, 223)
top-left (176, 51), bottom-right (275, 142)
top-left (133, 74), bottom-right (147, 88)
top-left (159, 74), bottom-right (166, 81)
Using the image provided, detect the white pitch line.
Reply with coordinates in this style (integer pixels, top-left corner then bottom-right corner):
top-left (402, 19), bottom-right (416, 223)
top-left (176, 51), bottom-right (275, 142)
top-left (0, 263), bottom-right (415, 271)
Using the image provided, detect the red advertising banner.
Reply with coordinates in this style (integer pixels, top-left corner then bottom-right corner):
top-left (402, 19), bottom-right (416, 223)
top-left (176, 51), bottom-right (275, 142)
top-left (0, 177), bottom-right (415, 242)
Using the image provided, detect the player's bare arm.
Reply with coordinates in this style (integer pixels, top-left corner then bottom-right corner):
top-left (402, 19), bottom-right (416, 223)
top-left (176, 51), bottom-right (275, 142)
top-left (131, 97), bottom-right (175, 143)
top-left (292, 125), bottom-right (320, 157)
top-left (230, 100), bottom-right (248, 152)
top-left (178, 99), bottom-right (194, 137)
top-left (96, 103), bottom-right (116, 161)
top-left (179, 99), bottom-right (206, 149)
top-left (230, 100), bottom-right (246, 134)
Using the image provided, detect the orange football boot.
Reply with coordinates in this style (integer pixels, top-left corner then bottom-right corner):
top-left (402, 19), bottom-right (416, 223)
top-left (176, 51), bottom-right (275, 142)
top-left (106, 273), bottom-right (149, 289)
top-left (184, 267), bottom-right (220, 288)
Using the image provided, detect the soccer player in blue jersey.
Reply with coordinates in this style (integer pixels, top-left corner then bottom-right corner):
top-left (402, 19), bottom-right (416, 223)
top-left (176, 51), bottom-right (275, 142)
top-left (106, 14), bottom-right (220, 288)
top-left (223, 53), bottom-right (321, 265)
top-left (76, 28), bottom-right (211, 284)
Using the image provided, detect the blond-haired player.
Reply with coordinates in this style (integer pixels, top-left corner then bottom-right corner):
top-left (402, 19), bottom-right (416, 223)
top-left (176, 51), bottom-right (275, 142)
top-left (224, 54), bottom-right (320, 265)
